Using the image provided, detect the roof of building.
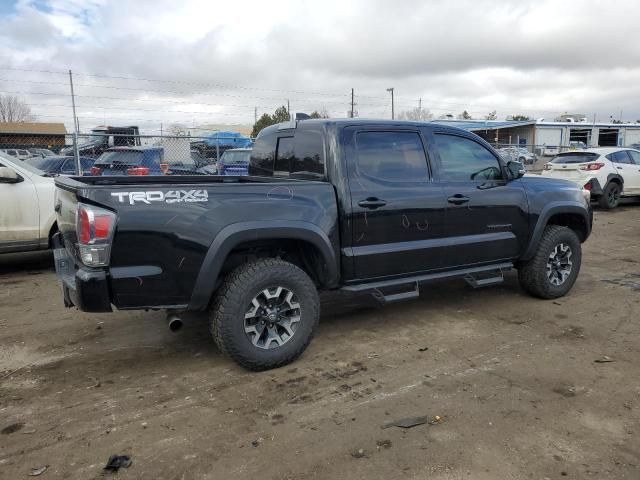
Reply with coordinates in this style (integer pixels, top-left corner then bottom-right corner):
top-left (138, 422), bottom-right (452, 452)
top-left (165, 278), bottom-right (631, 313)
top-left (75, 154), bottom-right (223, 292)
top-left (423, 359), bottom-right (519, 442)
top-left (431, 119), bottom-right (537, 131)
top-left (536, 121), bottom-right (640, 128)
top-left (0, 122), bottom-right (67, 135)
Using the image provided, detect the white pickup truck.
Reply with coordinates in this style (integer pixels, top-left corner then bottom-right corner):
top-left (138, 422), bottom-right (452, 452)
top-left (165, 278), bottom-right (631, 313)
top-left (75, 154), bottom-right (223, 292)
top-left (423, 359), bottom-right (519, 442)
top-left (0, 152), bottom-right (56, 253)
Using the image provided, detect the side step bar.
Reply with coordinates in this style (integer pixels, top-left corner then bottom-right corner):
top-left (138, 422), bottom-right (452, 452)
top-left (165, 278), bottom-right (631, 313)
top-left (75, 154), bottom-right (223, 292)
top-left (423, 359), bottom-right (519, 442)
top-left (342, 262), bottom-right (513, 303)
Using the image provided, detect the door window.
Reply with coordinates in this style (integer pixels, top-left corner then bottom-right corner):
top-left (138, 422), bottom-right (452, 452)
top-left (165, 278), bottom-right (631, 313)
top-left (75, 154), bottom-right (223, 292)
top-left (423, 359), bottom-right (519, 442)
top-left (355, 131), bottom-right (429, 182)
top-left (274, 137), bottom-right (294, 177)
top-left (435, 134), bottom-right (503, 181)
top-left (628, 151), bottom-right (640, 165)
top-left (606, 150), bottom-right (632, 164)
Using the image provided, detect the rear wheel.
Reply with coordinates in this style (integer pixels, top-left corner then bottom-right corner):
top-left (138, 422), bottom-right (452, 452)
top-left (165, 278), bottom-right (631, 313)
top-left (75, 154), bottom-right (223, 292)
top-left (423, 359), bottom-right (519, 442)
top-left (210, 258), bottom-right (319, 371)
top-left (598, 182), bottom-right (621, 209)
top-left (518, 226), bottom-right (582, 299)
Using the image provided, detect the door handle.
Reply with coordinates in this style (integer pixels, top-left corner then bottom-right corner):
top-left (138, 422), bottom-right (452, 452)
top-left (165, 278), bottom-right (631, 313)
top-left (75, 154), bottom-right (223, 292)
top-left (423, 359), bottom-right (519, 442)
top-left (447, 194), bottom-right (470, 205)
top-left (358, 197), bottom-right (387, 209)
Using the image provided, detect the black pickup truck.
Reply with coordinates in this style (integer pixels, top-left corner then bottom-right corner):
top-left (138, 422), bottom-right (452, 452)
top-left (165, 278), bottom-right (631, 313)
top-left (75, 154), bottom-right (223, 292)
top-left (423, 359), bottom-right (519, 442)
top-left (53, 119), bottom-right (592, 370)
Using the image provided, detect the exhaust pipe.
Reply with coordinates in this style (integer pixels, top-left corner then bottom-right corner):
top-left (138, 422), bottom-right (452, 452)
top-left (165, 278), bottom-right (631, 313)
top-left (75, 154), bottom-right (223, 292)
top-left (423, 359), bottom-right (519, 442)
top-left (167, 313), bottom-right (183, 332)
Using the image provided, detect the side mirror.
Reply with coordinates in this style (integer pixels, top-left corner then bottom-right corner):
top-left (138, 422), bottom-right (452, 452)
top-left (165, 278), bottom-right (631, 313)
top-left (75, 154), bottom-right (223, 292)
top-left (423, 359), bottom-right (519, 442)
top-left (0, 166), bottom-right (23, 184)
top-left (506, 160), bottom-right (526, 180)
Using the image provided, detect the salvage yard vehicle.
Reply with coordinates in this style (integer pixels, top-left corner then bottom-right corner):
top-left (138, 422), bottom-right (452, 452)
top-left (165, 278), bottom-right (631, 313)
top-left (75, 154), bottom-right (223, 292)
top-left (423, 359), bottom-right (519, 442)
top-left (541, 147), bottom-right (640, 209)
top-left (52, 119), bottom-right (592, 370)
top-left (90, 146), bottom-right (199, 176)
top-left (26, 155), bottom-right (95, 176)
top-left (0, 152), bottom-right (56, 253)
top-left (216, 148), bottom-right (251, 175)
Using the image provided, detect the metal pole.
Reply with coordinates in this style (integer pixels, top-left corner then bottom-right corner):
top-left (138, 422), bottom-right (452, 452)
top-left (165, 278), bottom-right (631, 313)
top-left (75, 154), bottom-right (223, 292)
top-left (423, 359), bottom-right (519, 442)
top-left (351, 88), bottom-right (354, 118)
top-left (287, 99), bottom-right (290, 119)
top-left (387, 88), bottom-right (394, 119)
top-left (68, 70), bottom-right (82, 175)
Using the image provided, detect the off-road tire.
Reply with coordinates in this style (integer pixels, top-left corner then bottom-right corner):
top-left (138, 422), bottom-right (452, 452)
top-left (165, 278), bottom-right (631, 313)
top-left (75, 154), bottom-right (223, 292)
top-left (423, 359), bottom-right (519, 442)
top-left (518, 225), bottom-right (582, 299)
top-left (210, 258), bottom-right (319, 371)
top-left (598, 182), bottom-right (621, 209)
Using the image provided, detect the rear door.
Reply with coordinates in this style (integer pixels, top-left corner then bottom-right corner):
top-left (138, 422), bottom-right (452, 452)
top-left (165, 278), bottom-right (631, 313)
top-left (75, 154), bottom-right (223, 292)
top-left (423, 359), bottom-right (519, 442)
top-left (344, 127), bottom-right (447, 279)
top-left (431, 131), bottom-right (529, 267)
top-left (610, 150), bottom-right (640, 195)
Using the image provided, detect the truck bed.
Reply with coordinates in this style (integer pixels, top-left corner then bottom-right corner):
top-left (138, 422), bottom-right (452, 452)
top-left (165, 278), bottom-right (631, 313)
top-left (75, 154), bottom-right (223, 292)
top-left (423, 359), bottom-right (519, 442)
top-left (54, 175), bottom-right (340, 311)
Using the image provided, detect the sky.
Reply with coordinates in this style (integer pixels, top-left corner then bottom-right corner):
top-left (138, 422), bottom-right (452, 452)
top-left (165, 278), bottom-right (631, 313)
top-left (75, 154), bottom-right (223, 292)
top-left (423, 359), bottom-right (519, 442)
top-left (1, 0), bottom-right (639, 134)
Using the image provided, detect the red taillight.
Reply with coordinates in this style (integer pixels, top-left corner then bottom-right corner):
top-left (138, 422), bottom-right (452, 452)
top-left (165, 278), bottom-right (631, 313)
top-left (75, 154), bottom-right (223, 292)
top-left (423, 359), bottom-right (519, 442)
top-left (543, 163), bottom-right (552, 170)
top-left (90, 166), bottom-right (102, 176)
top-left (127, 167), bottom-right (149, 176)
top-left (580, 162), bottom-right (605, 171)
top-left (583, 182), bottom-right (592, 191)
top-left (78, 207), bottom-right (91, 244)
top-left (76, 204), bottom-right (116, 267)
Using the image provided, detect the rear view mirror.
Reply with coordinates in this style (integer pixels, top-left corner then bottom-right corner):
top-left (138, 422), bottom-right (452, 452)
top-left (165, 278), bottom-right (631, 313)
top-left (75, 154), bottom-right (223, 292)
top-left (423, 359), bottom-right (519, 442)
top-left (0, 166), bottom-right (23, 184)
top-left (506, 160), bottom-right (526, 180)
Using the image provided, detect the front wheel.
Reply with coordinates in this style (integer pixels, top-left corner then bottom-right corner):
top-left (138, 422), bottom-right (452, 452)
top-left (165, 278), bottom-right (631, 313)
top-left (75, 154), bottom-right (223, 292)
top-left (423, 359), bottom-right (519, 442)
top-left (210, 259), bottom-right (320, 371)
top-left (518, 226), bottom-right (582, 299)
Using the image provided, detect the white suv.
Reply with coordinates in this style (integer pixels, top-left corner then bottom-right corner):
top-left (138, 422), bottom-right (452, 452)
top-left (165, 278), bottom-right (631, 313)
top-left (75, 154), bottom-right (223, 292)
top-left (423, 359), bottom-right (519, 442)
top-left (541, 148), bottom-right (640, 209)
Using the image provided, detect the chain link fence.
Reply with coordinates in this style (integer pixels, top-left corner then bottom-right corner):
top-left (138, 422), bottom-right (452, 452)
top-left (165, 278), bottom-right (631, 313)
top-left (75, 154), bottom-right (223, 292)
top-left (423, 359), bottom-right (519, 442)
top-left (0, 132), bottom-right (254, 176)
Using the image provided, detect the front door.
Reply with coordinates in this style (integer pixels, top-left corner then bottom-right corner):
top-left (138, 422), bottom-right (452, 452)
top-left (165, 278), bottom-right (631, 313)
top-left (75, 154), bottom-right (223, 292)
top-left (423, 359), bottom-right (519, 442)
top-left (0, 160), bottom-right (40, 250)
top-left (343, 127), bottom-right (447, 280)
top-left (430, 132), bottom-right (529, 267)
top-left (616, 150), bottom-right (640, 195)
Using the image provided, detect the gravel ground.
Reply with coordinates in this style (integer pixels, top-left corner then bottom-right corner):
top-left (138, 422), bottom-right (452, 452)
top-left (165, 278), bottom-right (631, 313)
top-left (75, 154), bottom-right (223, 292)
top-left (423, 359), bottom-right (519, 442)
top-left (1, 201), bottom-right (639, 480)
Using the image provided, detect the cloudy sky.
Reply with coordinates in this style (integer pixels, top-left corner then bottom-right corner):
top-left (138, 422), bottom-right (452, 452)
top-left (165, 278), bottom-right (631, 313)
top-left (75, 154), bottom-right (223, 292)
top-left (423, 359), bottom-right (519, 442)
top-left (1, 0), bottom-right (639, 133)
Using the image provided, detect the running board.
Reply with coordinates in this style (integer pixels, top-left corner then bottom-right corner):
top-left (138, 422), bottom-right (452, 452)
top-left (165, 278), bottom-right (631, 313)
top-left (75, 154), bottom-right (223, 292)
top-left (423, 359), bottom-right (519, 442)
top-left (371, 282), bottom-right (420, 304)
top-left (342, 262), bottom-right (513, 294)
top-left (463, 269), bottom-right (505, 288)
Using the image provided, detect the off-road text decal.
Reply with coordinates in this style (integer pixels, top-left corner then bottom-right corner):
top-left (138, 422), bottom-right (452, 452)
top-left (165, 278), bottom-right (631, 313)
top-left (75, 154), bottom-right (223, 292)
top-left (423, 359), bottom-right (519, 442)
top-left (111, 190), bottom-right (209, 205)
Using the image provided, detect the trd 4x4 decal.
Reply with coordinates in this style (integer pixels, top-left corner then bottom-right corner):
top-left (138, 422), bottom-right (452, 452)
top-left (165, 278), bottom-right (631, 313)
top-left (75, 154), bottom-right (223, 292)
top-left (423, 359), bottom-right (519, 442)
top-left (111, 190), bottom-right (208, 205)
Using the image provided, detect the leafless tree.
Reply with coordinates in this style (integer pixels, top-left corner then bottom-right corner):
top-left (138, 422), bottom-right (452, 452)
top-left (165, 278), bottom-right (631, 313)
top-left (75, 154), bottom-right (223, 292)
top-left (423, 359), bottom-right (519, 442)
top-left (0, 95), bottom-right (35, 122)
top-left (398, 107), bottom-right (433, 121)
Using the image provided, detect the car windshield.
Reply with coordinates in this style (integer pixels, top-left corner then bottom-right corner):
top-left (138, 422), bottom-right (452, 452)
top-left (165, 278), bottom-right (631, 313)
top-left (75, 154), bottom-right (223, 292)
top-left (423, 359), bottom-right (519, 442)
top-left (220, 150), bottom-right (250, 165)
top-left (26, 156), bottom-right (65, 172)
top-left (0, 151), bottom-right (45, 175)
top-left (95, 150), bottom-right (143, 166)
top-left (551, 152), bottom-right (599, 164)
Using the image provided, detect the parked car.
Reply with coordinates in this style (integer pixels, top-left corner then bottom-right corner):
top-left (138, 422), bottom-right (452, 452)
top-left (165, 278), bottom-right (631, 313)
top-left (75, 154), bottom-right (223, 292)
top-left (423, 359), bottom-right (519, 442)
top-left (52, 119), bottom-right (592, 371)
top-left (0, 152), bottom-right (56, 253)
top-left (90, 146), bottom-right (199, 176)
top-left (541, 147), bottom-right (640, 208)
top-left (28, 148), bottom-right (56, 158)
top-left (216, 148), bottom-right (251, 175)
top-left (568, 141), bottom-right (587, 150)
top-left (25, 156), bottom-right (95, 176)
top-left (497, 147), bottom-right (537, 165)
top-left (1, 148), bottom-right (34, 161)
top-left (191, 149), bottom-right (217, 174)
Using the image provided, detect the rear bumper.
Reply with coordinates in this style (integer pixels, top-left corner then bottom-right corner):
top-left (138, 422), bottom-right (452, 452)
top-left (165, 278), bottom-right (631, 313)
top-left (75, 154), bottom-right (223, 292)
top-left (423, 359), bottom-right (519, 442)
top-left (52, 234), bottom-right (112, 312)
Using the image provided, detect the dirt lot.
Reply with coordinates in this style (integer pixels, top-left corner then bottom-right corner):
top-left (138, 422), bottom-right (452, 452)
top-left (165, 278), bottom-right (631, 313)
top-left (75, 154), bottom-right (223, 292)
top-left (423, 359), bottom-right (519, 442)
top-left (1, 202), bottom-right (639, 480)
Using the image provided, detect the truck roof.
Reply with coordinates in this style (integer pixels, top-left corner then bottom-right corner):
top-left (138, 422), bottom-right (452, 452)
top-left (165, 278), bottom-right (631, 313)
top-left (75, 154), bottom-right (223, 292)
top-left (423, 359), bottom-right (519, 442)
top-left (258, 118), bottom-right (471, 137)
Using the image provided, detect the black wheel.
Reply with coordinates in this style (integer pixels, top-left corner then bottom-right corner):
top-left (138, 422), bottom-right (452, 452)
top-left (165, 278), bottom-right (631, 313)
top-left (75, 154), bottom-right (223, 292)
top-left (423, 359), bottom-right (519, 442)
top-left (598, 182), bottom-right (621, 209)
top-left (518, 226), bottom-right (582, 299)
top-left (210, 258), bottom-right (319, 371)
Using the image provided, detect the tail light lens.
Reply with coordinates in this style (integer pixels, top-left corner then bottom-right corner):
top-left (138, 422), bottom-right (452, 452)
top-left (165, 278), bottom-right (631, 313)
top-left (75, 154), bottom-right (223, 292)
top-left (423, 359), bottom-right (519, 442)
top-left (76, 204), bottom-right (116, 267)
top-left (543, 163), bottom-right (552, 170)
top-left (90, 166), bottom-right (102, 176)
top-left (580, 162), bottom-right (605, 171)
top-left (159, 163), bottom-right (169, 174)
top-left (583, 182), bottom-right (592, 191)
top-left (127, 167), bottom-right (150, 176)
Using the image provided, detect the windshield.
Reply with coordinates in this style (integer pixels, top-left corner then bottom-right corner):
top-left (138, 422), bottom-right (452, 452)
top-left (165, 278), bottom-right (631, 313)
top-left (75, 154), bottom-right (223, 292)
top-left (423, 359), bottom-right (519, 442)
top-left (551, 152), bottom-right (599, 164)
top-left (219, 150), bottom-right (250, 165)
top-left (95, 151), bottom-right (143, 166)
top-left (0, 151), bottom-right (45, 175)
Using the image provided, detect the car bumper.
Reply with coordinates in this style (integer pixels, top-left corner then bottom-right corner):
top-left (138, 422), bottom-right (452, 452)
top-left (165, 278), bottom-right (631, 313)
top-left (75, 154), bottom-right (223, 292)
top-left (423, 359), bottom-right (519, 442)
top-left (583, 178), bottom-right (603, 196)
top-left (52, 234), bottom-right (112, 312)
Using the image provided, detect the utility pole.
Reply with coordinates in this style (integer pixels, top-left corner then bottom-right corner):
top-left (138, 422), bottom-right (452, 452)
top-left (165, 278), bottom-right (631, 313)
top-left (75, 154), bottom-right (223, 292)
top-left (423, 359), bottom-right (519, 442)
top-left (350, 88), bottom-right (355, 118)
top-left (419, 97), bottom-right (422, 110)
top-left (160, 122), bottom-right (163, 136)
top-left (287, 99), bottom-right (290, 119)
top-left (386, 87), bottom-right (395, 120)
top-left (254, 107), bottom-right (257, 124)
top-left (68, 69), bottom-right (82, 175)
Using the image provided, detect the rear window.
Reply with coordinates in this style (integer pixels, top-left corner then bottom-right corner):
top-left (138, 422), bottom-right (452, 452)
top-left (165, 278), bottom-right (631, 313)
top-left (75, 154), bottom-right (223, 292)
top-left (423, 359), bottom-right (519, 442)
top-left (95, 151), bottom-right (143, 166)
top-left (551, 152), bottom-right (599, 164)
top-left (220, 150), bottom-right (251, 165)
